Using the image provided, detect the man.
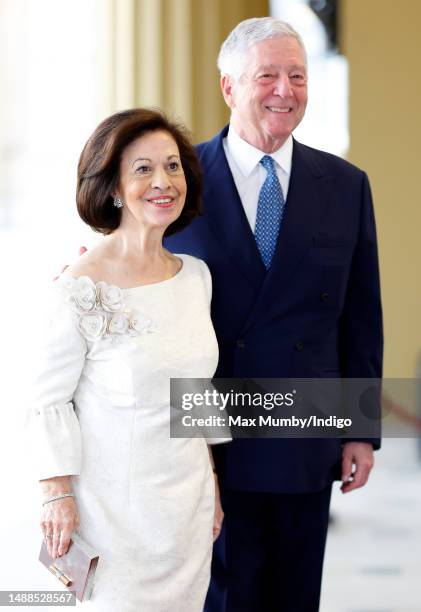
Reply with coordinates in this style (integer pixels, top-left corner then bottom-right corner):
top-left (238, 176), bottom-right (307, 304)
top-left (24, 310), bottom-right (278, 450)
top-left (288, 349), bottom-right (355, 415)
top-left (167, 16), bottom-right (383, 612)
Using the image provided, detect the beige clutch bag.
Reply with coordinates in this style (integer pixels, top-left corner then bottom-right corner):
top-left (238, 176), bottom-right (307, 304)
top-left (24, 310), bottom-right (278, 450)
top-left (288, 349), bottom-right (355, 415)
top-left (39, 533), bottom-right (99, 602)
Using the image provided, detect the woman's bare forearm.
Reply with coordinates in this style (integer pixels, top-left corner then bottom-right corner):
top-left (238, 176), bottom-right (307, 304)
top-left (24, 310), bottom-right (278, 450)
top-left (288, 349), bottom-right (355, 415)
top-left (40, 476), bottom-right (72, 498)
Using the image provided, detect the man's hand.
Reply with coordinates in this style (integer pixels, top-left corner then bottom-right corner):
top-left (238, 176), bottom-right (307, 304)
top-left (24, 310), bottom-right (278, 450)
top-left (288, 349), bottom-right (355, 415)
top-left (53, 247), bottom-right (87, 280)
top-left (341, 442), bottom-right (374, 494)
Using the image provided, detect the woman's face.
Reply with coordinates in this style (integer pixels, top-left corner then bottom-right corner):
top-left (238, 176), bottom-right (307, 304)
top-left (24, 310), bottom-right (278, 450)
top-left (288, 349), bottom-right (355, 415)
top-left (117, 130), bottom-right (187, 232)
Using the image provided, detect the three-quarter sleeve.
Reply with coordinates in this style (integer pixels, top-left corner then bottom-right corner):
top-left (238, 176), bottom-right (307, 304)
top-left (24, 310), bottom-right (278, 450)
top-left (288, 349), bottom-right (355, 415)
top-left (27, 286), bottom-right (87, 480)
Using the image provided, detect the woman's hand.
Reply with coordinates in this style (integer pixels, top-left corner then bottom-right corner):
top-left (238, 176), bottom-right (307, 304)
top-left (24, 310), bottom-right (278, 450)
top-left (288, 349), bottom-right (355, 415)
top-left (40, 477), bottom-right (79, 559)
top-left (213, 474), bottom-right (224, 542)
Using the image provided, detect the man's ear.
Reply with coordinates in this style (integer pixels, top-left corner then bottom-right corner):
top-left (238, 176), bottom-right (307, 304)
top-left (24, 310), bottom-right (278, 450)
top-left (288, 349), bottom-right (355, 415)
top-left (220, 74), bottom-right (236, 110)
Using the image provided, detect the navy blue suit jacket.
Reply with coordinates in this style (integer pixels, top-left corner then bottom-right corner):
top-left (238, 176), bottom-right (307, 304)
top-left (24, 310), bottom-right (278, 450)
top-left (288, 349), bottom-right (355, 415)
top-left (165, 126), bottom-right (383, 494)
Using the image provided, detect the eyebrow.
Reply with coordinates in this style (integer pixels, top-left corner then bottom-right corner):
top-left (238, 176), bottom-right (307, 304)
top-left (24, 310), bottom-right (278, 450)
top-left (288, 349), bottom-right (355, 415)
top-left (131, 154), bottom-right (180, 167)
top-left (256, 63), bottom-right (306, 72)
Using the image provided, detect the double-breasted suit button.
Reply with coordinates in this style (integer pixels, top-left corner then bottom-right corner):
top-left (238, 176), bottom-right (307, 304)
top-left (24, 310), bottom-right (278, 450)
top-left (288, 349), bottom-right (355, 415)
top-left (236, 339), bottom-right (246, 348)
top-left (321, 292), bottom-right (329, 302)
top-left (295, 341), bottom-right (304, 351)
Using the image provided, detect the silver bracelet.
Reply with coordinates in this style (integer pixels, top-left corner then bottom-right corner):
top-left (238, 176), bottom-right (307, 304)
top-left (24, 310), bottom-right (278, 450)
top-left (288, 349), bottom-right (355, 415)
top-left (42, 493), bottom-right (75, 506)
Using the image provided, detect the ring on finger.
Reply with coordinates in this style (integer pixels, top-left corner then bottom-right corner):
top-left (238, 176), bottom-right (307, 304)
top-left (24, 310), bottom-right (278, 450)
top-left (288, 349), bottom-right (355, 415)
top-left (45, 533), bottom-right (53, 539)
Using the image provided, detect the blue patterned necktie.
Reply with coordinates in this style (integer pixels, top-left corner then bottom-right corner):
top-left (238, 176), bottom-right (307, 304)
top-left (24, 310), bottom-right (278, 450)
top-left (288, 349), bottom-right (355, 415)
top-left (255, 155), bottom-right (285, 269)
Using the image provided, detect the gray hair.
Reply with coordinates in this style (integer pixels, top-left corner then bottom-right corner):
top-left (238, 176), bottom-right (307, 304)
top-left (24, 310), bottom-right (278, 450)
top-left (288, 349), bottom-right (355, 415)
top-left (217, 17), bottom-right (306, 80)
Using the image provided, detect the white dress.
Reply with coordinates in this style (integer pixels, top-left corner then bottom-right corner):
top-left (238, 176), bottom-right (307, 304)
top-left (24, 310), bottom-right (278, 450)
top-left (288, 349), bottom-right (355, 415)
top-left (28, 255), bottom-right (220, 612)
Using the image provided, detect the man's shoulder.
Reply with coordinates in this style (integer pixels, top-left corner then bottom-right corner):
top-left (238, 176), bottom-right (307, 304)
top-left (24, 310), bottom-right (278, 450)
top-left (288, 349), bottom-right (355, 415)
top-left (293, 140), bottom-right (366, 180)
top-left (196, 126), bottom-right (228, 160)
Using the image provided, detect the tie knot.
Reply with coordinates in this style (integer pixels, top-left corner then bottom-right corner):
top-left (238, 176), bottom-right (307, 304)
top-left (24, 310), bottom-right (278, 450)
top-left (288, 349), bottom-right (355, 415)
top-left (260, 155), bottom-right (276, 174)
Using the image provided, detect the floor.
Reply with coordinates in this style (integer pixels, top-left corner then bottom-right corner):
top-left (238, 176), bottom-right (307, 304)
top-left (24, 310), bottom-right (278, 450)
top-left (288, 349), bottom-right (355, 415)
top-left (320, 438), bottom-right (421, 612)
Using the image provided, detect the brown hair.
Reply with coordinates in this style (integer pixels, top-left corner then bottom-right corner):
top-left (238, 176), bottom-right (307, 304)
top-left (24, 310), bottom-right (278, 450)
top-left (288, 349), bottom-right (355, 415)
top-left (76, 108), bottom-right (202, 236)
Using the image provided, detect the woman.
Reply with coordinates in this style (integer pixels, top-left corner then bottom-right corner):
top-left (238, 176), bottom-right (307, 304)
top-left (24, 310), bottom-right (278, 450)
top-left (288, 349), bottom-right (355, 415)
top-left (28, 108), bottom-right (225, 611)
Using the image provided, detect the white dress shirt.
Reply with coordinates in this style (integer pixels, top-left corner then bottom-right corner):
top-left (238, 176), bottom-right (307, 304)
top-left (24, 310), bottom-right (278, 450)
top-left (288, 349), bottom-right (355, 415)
top-left (223, 125), bottom-right (293, 232)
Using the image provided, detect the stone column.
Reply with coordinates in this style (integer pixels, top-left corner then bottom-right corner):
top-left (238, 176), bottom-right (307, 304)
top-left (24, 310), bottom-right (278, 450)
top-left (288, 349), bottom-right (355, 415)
top-left (103, 0), bottom-right (268, 139)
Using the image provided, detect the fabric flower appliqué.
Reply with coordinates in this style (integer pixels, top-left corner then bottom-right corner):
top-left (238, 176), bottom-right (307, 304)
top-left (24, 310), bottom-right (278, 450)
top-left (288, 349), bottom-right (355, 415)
top-left (60, 276), bottom-right (155, 342)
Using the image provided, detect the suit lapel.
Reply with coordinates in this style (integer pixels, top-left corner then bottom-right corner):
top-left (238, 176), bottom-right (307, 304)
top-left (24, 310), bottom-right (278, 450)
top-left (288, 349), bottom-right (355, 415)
top-left (241, 139), bottom-right (333, 333)
top-left (200, 128), bottom-right (266, 289)
top-left (200, 133), bottom-right (332, 315)
top-left (269, 139), bottom-right (332, 282)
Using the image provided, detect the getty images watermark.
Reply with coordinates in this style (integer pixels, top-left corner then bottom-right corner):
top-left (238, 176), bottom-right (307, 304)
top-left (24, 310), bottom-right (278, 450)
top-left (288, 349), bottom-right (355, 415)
top-left (180, 388), bottom-right (352, 430)
top-left (170, 378), bottom-right (421, 439)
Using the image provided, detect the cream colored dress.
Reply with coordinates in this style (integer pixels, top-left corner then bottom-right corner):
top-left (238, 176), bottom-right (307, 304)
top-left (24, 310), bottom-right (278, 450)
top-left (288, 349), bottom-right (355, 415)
top-left (28, 255), bottom-right (220, 612)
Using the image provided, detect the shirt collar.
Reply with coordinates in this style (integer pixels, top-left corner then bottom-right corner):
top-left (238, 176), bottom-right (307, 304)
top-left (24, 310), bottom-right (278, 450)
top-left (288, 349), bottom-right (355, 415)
top-left (226, 124), bottom-right (293, 177)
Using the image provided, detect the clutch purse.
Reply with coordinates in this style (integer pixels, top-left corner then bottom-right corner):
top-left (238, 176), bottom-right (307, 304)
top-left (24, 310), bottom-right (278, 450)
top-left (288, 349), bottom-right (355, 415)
top-left (39, 533), bottom-right (99, 602)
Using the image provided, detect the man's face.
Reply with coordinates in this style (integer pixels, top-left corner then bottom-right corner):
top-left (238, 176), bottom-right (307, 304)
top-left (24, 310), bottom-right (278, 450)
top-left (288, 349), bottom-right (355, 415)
top-left (221, 36), bottom-right (308, 153)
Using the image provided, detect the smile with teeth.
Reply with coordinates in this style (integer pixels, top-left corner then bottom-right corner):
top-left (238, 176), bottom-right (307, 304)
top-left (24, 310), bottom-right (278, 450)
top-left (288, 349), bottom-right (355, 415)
top-left (147, 197), bottom-right (176, 208)
top-left (266, 106), bottom-right (291, 113)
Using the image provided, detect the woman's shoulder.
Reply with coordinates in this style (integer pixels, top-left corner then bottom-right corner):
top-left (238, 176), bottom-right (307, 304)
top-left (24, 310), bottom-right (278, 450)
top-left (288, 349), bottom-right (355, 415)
top-left (177, 254), bottom-right (212, 301)
top-left (178, 253), bottom-right (210, 275)
top-left (50, 246), bottom-right (112, 324)
top-left (61, 244), bottom-right (109, 284)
